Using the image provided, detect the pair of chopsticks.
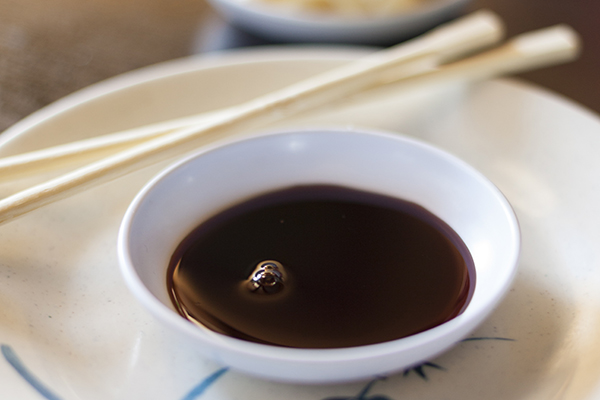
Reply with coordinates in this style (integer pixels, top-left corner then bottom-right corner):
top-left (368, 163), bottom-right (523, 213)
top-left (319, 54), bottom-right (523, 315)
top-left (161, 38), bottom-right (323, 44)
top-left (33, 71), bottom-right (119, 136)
top-left (0, 10), bottom-right (580, 226)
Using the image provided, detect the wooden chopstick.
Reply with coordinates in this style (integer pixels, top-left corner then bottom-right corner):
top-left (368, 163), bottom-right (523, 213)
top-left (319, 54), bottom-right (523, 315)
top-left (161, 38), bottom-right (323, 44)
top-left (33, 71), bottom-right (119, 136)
top-left (0, 109), bottom-right (229, 180)
top-left (0, 10), bottom-right (503, 181)
top-left (0, 21), bottom-right (580, 226)
top-left (379, 24), bottom-right (580, 90)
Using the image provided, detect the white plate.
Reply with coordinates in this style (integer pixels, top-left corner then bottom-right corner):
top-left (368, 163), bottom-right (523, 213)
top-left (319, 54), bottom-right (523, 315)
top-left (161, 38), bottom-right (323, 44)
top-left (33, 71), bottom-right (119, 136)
top-left (1, 47), bottom-right (600, 400)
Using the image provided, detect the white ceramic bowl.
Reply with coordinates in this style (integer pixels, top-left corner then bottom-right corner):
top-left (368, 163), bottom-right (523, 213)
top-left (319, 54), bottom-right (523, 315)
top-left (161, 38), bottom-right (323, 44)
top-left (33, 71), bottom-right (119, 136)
top-left (117, 128), bottom-right (520, 384)
top-left (206, 0), bottom-right (470, 45)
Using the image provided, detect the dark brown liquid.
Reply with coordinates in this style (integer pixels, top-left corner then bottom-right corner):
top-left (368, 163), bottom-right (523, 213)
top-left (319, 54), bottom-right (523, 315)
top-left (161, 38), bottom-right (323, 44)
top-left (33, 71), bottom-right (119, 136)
top-left (168, 185), bottom-right (474, 349)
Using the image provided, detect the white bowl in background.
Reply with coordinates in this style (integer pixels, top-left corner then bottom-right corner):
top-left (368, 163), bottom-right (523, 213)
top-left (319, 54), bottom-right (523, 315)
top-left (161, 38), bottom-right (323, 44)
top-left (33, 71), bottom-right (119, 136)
top-left (117, 127), bottom-right (519, 384)
top-left (205, 0), bottom-right (470, 45)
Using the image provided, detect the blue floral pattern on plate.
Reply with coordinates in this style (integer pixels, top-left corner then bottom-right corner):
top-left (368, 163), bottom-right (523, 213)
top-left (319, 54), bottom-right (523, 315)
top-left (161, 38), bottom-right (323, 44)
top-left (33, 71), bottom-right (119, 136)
top-left (2, 337), bottom-right (514, 400)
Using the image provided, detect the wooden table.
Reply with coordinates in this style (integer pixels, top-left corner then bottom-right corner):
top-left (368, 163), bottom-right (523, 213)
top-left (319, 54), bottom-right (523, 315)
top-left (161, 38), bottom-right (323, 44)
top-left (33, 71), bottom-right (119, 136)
top-left (0, 0), bottom-right (598, 133)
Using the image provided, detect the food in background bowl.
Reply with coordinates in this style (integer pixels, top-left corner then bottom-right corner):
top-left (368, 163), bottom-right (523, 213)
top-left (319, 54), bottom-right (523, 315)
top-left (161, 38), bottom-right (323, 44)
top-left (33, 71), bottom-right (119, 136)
top-left (205, 0), bottom-right (470, 44)
top-left (251, 0), bottom-right (429, 16)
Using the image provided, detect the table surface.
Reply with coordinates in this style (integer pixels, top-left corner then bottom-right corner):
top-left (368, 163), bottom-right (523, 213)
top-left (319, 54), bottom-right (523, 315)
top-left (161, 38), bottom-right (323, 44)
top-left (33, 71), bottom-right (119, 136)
top-left (0, 0), bottom-right (598, 133)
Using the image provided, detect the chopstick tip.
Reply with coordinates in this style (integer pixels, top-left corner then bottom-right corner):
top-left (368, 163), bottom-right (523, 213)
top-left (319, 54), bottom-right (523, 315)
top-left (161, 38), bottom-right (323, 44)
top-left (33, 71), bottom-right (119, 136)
top-left (511, 24), bottom-right (582, 60)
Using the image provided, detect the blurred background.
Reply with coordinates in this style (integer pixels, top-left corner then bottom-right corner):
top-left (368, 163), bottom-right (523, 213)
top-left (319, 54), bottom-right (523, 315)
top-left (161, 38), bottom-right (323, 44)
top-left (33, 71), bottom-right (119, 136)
top-left (0, 0), bottom-right (598, 133)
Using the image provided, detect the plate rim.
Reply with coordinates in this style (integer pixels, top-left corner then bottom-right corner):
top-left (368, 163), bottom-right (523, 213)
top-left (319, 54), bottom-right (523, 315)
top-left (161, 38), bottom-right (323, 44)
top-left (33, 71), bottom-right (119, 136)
top-left (3, 45), bottom-right (599, 150)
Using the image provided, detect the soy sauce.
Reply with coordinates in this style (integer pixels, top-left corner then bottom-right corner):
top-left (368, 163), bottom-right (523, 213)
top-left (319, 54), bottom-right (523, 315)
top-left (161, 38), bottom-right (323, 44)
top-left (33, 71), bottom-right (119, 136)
top-left (167, 185), bottom-right (474, 349)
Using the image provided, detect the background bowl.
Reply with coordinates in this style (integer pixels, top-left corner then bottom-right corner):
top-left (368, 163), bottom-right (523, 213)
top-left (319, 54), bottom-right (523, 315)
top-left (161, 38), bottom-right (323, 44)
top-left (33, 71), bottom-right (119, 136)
top-left (117, 128), bottom-right (520, 383)
top-left (205, 0), bottom-right (471, 45)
